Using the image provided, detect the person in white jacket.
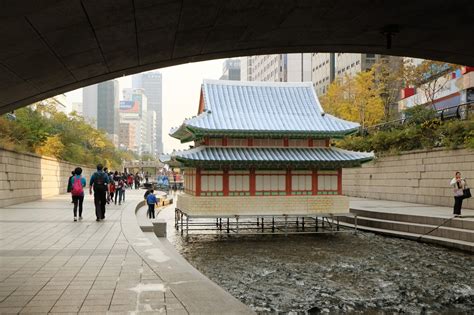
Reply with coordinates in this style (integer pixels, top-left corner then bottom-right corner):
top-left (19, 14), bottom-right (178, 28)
top-left (450, 171), bottom-right (467, 216)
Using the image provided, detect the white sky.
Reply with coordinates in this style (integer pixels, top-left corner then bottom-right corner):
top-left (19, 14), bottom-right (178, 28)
top-left (65, 59), bottom-right (224, 153)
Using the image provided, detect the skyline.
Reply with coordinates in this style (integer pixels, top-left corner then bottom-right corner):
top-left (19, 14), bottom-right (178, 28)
top-left (66, 59), bottom-right (224, 154)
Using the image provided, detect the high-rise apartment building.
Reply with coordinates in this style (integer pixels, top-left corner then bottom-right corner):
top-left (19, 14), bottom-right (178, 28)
top-left (132, 72), bottom-right (163, 156)
top-left (220, 59), bottom-right (241, 80)
top-left (82, 80), bottom-right (119, 145)
top-left (311, 53), bottom-right (388, 96)
top-left (241, 53), bottom-right (311, 82)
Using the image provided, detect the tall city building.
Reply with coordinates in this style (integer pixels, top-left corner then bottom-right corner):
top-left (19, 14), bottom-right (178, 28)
top-left (132, 72), bottom-right (163, 156)
top-left (220, 59), bottom-right (241, 80)
top-left (82, 80), bottom-right (120, 145)
top-left (312, 53), bottom-right (389, 96)
top-left (240, 53), bottom-right (311, 82)
top-left (82, 84), bottom-right (98, 128)
top-left (120, 88), bottom-right (148, 155)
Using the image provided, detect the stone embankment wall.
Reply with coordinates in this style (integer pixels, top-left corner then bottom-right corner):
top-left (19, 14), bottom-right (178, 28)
top-left (343, 148), bottom-right (474, 209)
top-left (0, 148), bottom-right (94, 207)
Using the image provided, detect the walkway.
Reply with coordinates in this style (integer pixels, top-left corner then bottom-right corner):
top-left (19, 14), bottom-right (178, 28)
top-left (350, 197), bottom-right (474, 219)
top-left (0, 190), bottom-right (253, 314)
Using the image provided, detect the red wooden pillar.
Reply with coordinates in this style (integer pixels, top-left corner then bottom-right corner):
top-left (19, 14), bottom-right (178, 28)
top-left (312, 169), bottom-right (318, 195)
top-left (203, 136), bottom-right (210, 145)
top-left (325, 138), bottom-right (330, 147)
top-left (248, 137), bottom-right (253, 147)
top-left (337, 168), bottom-right (343, 195)
top-left (286, 168), bottom-right (292, 195)
top-left (195, 168), bottom-right (202, 196)
top-left (222, 136), bottom-right (228, 146)
top-left (283, 137), bottom-right (289, 147)
top-left (249, 168), bottom-right (256, 196)
top-left (308, 138), bottom-right (313, 147)
top-left (223, 168), bottom-right (229, 196)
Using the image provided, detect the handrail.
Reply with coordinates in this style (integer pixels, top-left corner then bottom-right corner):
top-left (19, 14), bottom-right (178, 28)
top-left (366, 101), bottom-right (473, 132)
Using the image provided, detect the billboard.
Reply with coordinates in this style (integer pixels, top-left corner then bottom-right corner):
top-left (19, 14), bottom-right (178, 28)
top-left (119, 100), bottom-right (139, 113)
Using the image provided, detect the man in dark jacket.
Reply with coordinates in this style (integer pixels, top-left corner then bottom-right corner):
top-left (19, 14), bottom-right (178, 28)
top-left (89, 164), bottom-right (109, 221)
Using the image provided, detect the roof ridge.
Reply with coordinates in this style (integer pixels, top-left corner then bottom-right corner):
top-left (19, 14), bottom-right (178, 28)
top-left (203, 79), bottom-right (314, 88)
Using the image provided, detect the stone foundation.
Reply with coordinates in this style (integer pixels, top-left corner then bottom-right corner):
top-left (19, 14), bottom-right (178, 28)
top-left (177, 193), bottom-right (349, 216)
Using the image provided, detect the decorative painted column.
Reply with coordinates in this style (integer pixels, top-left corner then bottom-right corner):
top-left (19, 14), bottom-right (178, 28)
top-left (223, 168), bottom-right (229, 196)
top-left (312, 169), bottom-right (318, 195)
top-left (250, 168), bottom-right (256, 196)
top-left (286, 168), bottom-right (292, 195)
top-left (195, 168), bottom-right (201, 196)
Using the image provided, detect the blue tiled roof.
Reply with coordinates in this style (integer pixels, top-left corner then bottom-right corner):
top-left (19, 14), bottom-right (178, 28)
top-left (173, 146), bottom-right (373, 167)
top-left (170, 80), bottom-right (360, 140)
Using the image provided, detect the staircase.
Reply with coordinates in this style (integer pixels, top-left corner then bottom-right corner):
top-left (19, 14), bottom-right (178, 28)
top-left (339, 208), bottom-right (474, 253)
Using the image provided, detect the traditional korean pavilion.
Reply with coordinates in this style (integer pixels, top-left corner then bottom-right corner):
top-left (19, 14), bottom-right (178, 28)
top-left (165, 80), bottom-right (373, 218)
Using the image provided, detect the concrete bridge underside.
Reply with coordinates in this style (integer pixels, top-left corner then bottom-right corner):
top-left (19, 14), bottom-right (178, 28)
top-left (1, 0), bottom-right (473, 113)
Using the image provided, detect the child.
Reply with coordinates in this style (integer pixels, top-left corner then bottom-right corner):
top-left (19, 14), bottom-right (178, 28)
top-left (146, 190), bottom-right (158, 219)
top-left (109, 181), bottom-right (116, 203)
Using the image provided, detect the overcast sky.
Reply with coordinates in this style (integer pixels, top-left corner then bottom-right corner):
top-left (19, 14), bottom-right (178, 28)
top-left (65, 59), bottom-right (224, 153)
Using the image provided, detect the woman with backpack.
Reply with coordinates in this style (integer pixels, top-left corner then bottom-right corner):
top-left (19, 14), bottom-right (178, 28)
top-left (70, 167), bottom-right (86, 221)
top-left (115, 178), bottom-right (125, 205)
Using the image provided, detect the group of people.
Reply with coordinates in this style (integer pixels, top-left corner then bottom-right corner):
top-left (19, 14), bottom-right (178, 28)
top-left (66, 165), bottom-right (147, 221)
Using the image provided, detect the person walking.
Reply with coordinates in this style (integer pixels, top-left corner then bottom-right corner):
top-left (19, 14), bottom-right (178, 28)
top-left (134, 173), bottom-right (140, 189)
top-left (146, 189), bottom-right (158, 219)
top-left (67, 171), bottom-right (75, 203)
top-left (115, 177), bottom-right (125, 205)
top-left (89, 164), bottom-right (109, 221)
top-left (70, 167), bottom-right (86, 221)
top-left (450, 171), bottom-right (467, 216)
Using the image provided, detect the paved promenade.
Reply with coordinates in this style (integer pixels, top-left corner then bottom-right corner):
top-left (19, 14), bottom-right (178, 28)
top-left (0, 191), bottom-right (253, 314)
top-left (350, 197), bottom-right (474, 219)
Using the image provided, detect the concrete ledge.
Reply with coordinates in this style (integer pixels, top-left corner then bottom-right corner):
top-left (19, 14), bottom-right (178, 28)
top-left (121, 196), bottom-right (255, 314)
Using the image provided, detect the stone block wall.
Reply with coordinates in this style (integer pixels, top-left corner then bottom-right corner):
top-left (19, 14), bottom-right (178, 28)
top-left (177, 194), bottom-right (349, 216)
top-left (343, 148), bottom-right (474, 209)
top-left (0, 148), bottom-right (94, 208)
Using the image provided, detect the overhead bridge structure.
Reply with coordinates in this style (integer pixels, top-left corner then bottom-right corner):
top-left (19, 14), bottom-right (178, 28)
top-left (1, 0), bottom-right (473, 113)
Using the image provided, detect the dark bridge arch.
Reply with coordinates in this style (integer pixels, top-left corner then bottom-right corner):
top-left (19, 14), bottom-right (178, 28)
top-left (1, 0), bottom-right (473, 113)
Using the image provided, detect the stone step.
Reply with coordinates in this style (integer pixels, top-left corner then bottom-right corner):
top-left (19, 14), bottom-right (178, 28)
top-left (349, 208), bottom-right (474, 230)
top-left (338, 221), bottom-right (474, 253)
top-left (340, 215), bottom-right (474, 243)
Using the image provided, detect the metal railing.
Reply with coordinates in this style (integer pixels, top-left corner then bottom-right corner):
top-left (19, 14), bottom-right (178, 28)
top-left (365, 101), bottom-right (473, 133)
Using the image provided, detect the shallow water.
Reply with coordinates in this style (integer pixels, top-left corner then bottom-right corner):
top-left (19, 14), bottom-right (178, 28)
top-left (162, 206), bottom-right (474, 314)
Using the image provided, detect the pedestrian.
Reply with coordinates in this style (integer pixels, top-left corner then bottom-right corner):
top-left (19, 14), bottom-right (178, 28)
top-left (89, 164), bottom-right (109, 221)
top-left (146, 189), bottom-right (158, 219)
top-left (109, 180), bottom-right (116, 203)
top-left (134, 173), bottom-right (140, 189)
top-left (145, 172), bottom-right (149, 183)
top-left (70, 167), bottom-right (86, 221)
top-left (67, 171), bottom-right (75, 203)
top-left (450, 171), bottom-right (467, 216)
top-left (115, 178), bottom-right (125, 205)
top-left (127, 174), bottom-right (134, 189)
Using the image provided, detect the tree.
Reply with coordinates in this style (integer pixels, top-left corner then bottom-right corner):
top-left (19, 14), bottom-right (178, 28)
top-left (372, 57), bottom-right (404, 122)
top-left (321, 69), bottom-right (384, 129)
top-left (403, 60), bottom-right (459, 109)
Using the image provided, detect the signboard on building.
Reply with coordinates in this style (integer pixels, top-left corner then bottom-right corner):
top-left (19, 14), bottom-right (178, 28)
top-left (119, 100), bottom-right (139, 113)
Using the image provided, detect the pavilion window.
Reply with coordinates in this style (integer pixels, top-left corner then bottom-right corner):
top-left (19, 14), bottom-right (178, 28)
top-left (208, 138), bottom-right (222, 146)
top-left (200, 170), bottom-right (223, 196)
top-left (313, 139), bottom-right (327, 147)
top-left (253, 138), bottom-right (284, 147)
top-left (227, 138), bottom-right (248, 147)
top-left (317, 170), bottom-right (339, 195)
top-left (288, 139), bottom-right (308, 147)
top-left (291, 170), bottom-right (312, 195)
top-left (255, 170), bottom-right (286, 196)
top-left (229, 170), bottom-right (250, 196)
top-left (184, 168), bottom-right (196, 195)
